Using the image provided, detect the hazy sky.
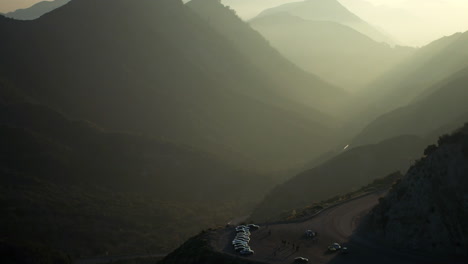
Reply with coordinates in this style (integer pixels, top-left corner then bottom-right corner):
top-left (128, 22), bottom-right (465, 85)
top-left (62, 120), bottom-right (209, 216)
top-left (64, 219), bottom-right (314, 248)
top-left (0, 0), bottom-right (46, 12)
top-left (2, 0), bottom-right (468, 46)
top-left (220, 0), bottom-right (468, 46)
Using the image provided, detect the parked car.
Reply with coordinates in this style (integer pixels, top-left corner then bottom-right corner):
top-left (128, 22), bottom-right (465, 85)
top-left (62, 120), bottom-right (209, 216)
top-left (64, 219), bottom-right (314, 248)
top-left (305, 230), bottom-right (316, 238)
top-left (294, 257), bottom-right (309, 263)
top-left (340, 246), bottom-right (349, 254)
top-left (240, 248), bottom-right (254, 255)
top-left (233, 239), bottom-right (248, 244)
top-left (247, 224), bottom-right (260, 230)
top-left (235, 246), bottom-right (249, 252)
top-left (328, 242), bottom-right (342, 252)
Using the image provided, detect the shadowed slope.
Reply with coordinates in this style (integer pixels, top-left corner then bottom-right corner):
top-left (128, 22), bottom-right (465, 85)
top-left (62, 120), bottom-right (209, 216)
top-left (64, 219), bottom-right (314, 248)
top-left (0, 0), bottom-right (338, 170)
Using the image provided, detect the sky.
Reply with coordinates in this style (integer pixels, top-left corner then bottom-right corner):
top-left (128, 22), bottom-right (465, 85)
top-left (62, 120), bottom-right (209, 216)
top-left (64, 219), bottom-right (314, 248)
top-left (0, 0), bottom-right (46, 13)
top-left (220, 0), bottom-right (468, 46)
top-left (2, 0), bottom-right (468, 46)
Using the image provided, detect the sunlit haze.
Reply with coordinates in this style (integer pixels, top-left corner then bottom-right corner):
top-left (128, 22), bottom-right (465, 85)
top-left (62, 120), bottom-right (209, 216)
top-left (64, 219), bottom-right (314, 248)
top-left (3, 0), bottom-right (468, 46)
top-left (219, 0), bottom-right (468, 46)
top-left (1, 0), bottom-right (468, 262)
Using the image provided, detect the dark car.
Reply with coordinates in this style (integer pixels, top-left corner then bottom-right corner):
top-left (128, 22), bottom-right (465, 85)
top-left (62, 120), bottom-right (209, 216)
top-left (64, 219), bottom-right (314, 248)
top-left (328, 242), bottom-right (341, 252)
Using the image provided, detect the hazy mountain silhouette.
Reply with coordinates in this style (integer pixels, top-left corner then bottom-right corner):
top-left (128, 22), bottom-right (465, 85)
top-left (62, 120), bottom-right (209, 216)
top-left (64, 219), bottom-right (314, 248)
top-left (254, 0), bottom-right (396, 45)
top-left (187, 0), bottom-right (347, 115)
top-left (251, 135), bottom-right (430, 221)
top-left (353, 65), bottom-right (468, 146)
top-left (5, 0), bottom-right (70, 20)
top-left (250, 12), bottom-right (414, 90)
top-left (0, 0), bottom-right (341, 170)
top-left (364, 124), bottom-right (468, 257)
top-left (361, 31), bottom-right (468, 115)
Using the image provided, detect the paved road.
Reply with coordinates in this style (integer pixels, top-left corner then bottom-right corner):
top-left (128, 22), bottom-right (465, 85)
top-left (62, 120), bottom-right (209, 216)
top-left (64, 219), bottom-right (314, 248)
top-left (214, 191), bottom-right (463, 264)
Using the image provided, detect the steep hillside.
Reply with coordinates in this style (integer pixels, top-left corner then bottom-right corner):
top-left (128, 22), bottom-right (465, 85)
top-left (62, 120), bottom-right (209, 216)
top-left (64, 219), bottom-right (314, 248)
top-left (0, 0), bottom-right (340, 171)
top-left (251, 135), bottom-right (429, 221)
top-left (187, 0), bottom-right (347, 115)
top-left (364, 124), bottom-right (468, 257)
top-left (254, 0), bottom-right (395, 45)
top-left (5, 0), bottom-right (70, 20)
top-left (0, 100), bottom-right (274, 256)
top-left (250, 12), bottom-right (413, 90)
top-left (361, 31), bottom-right (468, 115)
top-left (158, 230), bottom-right (266, 264)
top-left (353, 65), bottom-right (468, 146)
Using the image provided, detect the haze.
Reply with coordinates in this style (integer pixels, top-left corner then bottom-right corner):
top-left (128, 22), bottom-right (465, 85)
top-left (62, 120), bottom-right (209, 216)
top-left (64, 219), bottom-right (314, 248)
top-left (218, 0), bottom-right (468, 46)
top-left (1, 0), bottom-right (468, 263)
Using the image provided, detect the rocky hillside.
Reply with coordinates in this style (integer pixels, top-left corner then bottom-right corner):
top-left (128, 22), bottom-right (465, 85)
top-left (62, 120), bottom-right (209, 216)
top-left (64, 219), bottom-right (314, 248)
top-left (365, 123), bottom-right (468, 257)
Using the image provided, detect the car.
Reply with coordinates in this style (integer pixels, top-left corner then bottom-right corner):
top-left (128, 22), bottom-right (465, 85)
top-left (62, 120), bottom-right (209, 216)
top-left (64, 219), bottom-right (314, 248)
top-left (235, 247), bottom-right (249, 252)
top-left (233, 240), bottom-right (249, 244)
top-left (233, 241), bottom-right (248, 246)
top-left (233, 237), bottom-right (248, 241)
top-left (305, 230), bottom-right (316, 237)
top-left (235, 235), bottom-right (250, 239)
top-left (239, 248), bottom-right (254, 255)
top-left (247, 224), bottom-right (260, 230)
top-left (234, 243), bottom-right (248, 247)
top-left (233, 240), bottom-right (248, 244)
top-left (328, 242), bottom-right (341, 252)
top-left (340, 246), bottom-right (349, 254)
top-left (294, 257), bottom-right (309, 263)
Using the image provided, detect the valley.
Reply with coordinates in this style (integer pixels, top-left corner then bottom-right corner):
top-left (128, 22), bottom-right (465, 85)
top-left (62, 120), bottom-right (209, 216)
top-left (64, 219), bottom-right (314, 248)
top-left (1, 0), bottom-right (467, 263)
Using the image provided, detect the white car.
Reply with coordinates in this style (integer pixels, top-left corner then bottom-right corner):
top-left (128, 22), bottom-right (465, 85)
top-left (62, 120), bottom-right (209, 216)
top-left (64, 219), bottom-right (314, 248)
top-left (294, 257), bottom-right (309, 263)
top-left (240, 248), bottom-right (254, 255)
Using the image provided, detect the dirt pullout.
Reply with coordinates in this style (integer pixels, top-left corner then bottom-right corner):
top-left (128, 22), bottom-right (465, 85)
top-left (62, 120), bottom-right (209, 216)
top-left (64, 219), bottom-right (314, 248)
top-left (215, 191), bottom-right (456, 264)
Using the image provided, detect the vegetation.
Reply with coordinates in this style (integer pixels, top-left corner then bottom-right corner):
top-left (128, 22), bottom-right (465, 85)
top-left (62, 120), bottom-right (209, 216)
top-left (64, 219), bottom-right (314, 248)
top-left (251, 135), bottom-right (429, 222)
top-left (365, 123), bottom-right (468, 256)
top-left (279, 172), bottom-right (403, 221)
top-left (0, 101), bottom-right (273, 258)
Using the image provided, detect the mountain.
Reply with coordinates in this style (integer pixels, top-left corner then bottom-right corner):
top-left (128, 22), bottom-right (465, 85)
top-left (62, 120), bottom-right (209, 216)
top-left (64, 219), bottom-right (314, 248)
top-left (5, 0), bottom-right (70, 20)
top-left (0, 0), bottom-right (342, 171)
top-left (353, 65), bottom-right (468, 146)
top-left (251, 135), bottom-right (430, 221)
top-left (359, 31), bottom-right (468, 116)
top-left (254, 0), bottom-right (396, 45)
top-left (0, 98), bottom-right (276, 256)
top-left (249, 12), bottom-right (414, 90)
top-left (364, 124), bottom-right (468, 257)
top-left (187, 0), bottom-right (347, 116)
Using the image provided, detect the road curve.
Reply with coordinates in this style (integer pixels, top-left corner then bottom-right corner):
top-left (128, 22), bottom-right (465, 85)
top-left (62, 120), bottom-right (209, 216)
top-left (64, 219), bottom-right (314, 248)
top-left (214, 191), bottom-right (457, 264)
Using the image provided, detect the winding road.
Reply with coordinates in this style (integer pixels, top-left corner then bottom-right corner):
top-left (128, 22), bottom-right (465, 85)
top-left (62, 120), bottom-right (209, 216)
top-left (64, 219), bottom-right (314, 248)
top-left (214, 191), bottom-right (463, 264)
